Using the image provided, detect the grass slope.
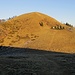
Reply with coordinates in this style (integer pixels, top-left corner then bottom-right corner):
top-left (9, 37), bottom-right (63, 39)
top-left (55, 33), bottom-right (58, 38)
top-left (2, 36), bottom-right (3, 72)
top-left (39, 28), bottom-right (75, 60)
top-left (0, 12), bottom-right (75, 53)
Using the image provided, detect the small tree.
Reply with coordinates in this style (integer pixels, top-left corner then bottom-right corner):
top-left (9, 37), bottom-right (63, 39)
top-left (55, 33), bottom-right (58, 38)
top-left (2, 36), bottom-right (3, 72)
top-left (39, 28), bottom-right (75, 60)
top-left (65, 22), bottom-right (73, 27)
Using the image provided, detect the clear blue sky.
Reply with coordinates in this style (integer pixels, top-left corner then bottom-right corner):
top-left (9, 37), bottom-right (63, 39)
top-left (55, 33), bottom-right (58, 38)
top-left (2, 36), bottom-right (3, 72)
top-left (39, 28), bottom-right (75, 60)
top-left (0, 0), bottom-right (75, 26)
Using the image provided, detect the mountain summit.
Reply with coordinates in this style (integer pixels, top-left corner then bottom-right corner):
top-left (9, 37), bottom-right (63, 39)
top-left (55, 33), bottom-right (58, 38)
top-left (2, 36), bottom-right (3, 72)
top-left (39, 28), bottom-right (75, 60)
top-left (0, 12), bottom-right (75, 53)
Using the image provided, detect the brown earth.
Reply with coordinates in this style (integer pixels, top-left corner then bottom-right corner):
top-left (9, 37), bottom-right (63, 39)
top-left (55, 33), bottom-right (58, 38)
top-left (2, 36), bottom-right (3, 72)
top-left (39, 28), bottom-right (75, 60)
top-left (0, 12), bottom-right (75, 53)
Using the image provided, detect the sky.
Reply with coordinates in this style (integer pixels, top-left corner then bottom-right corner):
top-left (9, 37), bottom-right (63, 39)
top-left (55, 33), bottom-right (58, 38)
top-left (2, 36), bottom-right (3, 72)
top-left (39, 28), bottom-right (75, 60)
top-left (0, 0), bottom-right (75, 26)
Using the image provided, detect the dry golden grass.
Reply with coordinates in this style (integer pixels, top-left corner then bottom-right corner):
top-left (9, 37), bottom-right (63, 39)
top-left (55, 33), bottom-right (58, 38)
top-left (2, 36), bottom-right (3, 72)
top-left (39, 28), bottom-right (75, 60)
top-left (24, 29), bottom-right (75, 53)
top-left (0, 12), bottom-right (75, 53)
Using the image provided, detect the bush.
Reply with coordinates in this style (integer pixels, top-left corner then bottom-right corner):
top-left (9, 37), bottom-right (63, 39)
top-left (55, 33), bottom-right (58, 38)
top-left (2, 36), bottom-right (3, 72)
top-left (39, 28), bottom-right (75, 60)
top-left (65, 22), bottom-right (73, 27)
top-left (39, 22), bottom-right (43, 26)
top-left (0, 39), bottom-right (4, 43)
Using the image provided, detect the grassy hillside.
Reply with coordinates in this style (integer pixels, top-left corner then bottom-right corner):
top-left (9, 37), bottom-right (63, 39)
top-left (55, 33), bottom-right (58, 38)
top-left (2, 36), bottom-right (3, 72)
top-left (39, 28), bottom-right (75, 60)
top-left (0, 12), bottom-right (75, 53)
top-left (24, 29), bottom-right (75, 53)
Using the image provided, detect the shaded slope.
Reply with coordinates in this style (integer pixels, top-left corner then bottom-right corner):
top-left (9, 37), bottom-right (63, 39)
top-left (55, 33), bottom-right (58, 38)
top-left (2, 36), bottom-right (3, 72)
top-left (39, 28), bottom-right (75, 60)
top-left (0, 46), bottom-right (75, 75)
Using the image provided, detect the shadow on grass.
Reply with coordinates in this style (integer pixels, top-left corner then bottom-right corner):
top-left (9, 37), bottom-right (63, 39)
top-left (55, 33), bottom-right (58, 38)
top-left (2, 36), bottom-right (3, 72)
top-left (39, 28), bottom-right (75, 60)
top-left (0, 46), bottom-right (75, 75)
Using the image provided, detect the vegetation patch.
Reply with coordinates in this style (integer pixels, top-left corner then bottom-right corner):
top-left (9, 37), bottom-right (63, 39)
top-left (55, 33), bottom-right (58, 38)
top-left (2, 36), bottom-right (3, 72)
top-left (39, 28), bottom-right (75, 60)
top-left (0, 39), bottom-right (4, 43)
top-left (39, 22), bottom-right (43, 26)
top-left (65, 22), bottom-right (73, 27)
